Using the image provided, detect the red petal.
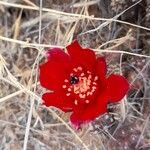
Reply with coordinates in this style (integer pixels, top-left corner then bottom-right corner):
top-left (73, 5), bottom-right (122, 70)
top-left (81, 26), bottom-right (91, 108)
top-left (40, 61), bottom-right (69, 91)
top-left (70, 93), bottom-right (108, 123)
top-left (96, 57), bottom-right (107, 78)
top-left (66, 40), bottom-right (96, 71)
top-left (47, 48), bottom-right (70, 62)
top-left (107, 74), bottom-right (129, 103)
top-left (96, 57), bottom-right (107, 91)
top-left (42, 92), bottom-right (73, 112)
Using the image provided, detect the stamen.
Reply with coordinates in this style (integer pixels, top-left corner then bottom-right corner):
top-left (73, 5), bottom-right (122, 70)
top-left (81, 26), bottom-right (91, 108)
top-left (78, 67), bottom-right (82, 71)
top-left (89, 92), bottom-right (93, 95)
top-left (73, 68), bottom-right (78, 72)
top-left (87, 80), bottom-right (91, 86)
top-left (87, 71), bottom-right (91, 74)
top-left (93, 82), bottom-right (97, 85)
top-left (74, 88), bottom-right (80, 94)
top-left (62, 85), bottom-right (67, 89)
top-left (66, 93), bottom-right (70, 96)
top-left (74, 100), bottom-right (78, 105)
top-left (94, 76), bottom-right (98, 81)
top-left (87, 92), bottom-right (91, 96)
top-left (64, 79), bottom-right (69, 83)
top-left (81, 73), bottom-right (85, 77)
top-left (92, 86), bottom-right (97, 90)
top-left (79, 94), bottom-right (86, 98)
top-left (79, 94), bottom-right (83, 98)
top-left (85, 100), bottom-right (89, 104)
top-left (88, 75), bottom-right (92, 79)
top-left (91, 86), bottom-right (96, 93)
top-left (67, 88), bottom-right (71, 92)
top-left (68, 68), bottom-right (98, 100)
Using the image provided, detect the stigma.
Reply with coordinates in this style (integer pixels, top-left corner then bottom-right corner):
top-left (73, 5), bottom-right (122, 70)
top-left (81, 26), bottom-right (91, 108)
top-left (70, 76), bottom-right (79, 84)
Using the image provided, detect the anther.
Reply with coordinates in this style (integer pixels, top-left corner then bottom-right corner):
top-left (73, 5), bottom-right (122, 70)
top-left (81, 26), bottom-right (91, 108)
top-left (66, 93), bottom-right (71, 96)
top-left (85, 100), bottom-right (89, 104)
top-left (89, 92), bottom-right (93, 95)
top-left (91, 86), bottom-right (96, 92)
top-left (79, 94), bottom-right (83, 98)
top-left (79, 94), bottom-right (86, 98)
top-left (67, 88), bottom-right (71, 92)
top-left (92, 86), bottom-right (96, 90)
top-left (78, 67), bottom-right (82, 71)
top-left (64, 79), bottom-right (69, 83)
top-left (87, 80), bottom-right (91, 86)
top-left (62, 85), bottom-right (67, 89)
top-left (93, 82), bottom-right (97, 85)
top-left (73, 68), bottom-right (78, 72)
top-left (74, 100), bottom-right (78, 105)
top-left (87, 92), bottom-right (91, 96)
top-left (81, 73), bottom-right (85, 77)
top-left (94, 76), bottom-right (98, 81)
top-left (87, 71), bottom-right (91, 74)
top-left (88, 75), bottom-right (92, 79)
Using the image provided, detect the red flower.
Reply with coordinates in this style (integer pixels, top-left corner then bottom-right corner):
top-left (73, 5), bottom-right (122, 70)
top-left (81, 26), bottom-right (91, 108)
top-left (40, 41), bottom-right (129, 126)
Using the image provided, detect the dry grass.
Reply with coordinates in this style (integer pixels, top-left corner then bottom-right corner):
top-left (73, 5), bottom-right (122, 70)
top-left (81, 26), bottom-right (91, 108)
top-left (0, 0), bottom-right (150, 150)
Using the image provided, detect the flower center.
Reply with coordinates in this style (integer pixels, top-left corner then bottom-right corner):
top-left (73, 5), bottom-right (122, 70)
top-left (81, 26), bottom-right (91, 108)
top-left (74, 76), bottom-right (91, 94)
top-left (62, 66), bottom-right (99, 105)
top-left (70, 76), bottom-right (79, 84)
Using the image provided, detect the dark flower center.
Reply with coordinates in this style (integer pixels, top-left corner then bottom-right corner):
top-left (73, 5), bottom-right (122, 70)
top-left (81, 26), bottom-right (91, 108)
top-left (70, 76), bottom-right (79, 84)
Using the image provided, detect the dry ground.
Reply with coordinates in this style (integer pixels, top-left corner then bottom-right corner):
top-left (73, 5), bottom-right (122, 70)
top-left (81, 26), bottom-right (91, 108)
top-left (0, 0), bottom-right (150, 150)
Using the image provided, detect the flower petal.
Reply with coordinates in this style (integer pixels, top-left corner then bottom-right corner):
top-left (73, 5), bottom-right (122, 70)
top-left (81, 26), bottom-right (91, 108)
top-left (66, 40), bottom-right (96, 71)
top-left (42, 92), bottom-right (73, 112)
top-left (46, 48), bottom-right (70, 62)
top-left (107, 74), bottom-right (129, 103)
top-left (70, 93), bottom-right (108, 123)
top-left (40, 61), bottom-right (69, 91)
top-left (96, 57), bottom-right (107, 78)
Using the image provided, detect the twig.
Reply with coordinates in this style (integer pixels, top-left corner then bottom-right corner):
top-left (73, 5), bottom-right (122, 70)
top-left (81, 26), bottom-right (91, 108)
top-left (23, 0), bottom-right (43, 149)
top-left (80, 0), bottom-right (143, 35)
top-left (72, 0), bottom-right (99, 8)
top-left (12, 9), bottom-right (22, 49)
top-left (135, 115), bottom-right (150, 148)
top-left (0, 1), bottom-right (150, 31)
top-left (0, 35), bottom-right (150, 59)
